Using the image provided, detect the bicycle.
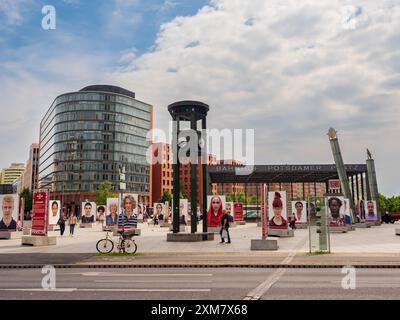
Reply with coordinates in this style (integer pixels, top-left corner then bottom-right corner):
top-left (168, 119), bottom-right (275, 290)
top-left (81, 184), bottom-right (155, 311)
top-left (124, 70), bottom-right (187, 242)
top-left (96, 230), bottom-right (137, 254)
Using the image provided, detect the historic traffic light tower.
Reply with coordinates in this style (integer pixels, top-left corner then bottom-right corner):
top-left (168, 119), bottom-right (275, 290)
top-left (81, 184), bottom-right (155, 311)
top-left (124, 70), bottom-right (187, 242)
top-left (168, 101), bottom-right (210, 235)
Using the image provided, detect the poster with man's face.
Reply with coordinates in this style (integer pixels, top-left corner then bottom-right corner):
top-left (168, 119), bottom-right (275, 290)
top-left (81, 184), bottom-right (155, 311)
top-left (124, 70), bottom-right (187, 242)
top-left (365, 200), bottom-right (377, 222)
top-left (268, 191), bottom-right (287, 229)
top-left (0, 194), bottom-right (19, 232)
top-left (225, 202), bottom-right (234, 216)
top-left (120, 193), bottom-right (138, 216)
top-left (326, 196), bottom-right (345, 226)
top-left (207, 195), bottom-right (226, 227)
top-left (48, 200), bottom-right (61, 226)
top-left (106, 198), bottom-right (119, 226)
top-left (291, 201), bottom-right (307, 223)
top-left (81, 202), bottom-right (97, 223)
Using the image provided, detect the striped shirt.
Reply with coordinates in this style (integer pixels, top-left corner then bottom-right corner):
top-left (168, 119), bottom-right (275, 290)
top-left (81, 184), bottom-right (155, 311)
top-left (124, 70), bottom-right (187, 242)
top-left (118, 212), bottom-right (137, 230)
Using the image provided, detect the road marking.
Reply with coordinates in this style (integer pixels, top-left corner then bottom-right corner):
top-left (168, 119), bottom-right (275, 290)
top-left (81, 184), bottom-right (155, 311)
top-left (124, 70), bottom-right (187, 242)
top-left (94, 280), bottom-right (213, 283)
top-left (243, 235), bottom-right (308, 300)
top-left (0, 288), bottom-right (210, 293)
top-left (59, 272), bottom-right (213, 277)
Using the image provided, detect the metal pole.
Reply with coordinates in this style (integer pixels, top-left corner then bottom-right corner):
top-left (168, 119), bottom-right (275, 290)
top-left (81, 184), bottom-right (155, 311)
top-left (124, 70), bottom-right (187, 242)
top-left (202, 117), bottom-right (208, 234)
top-left (172, 118), bottom-right (180, 234)
top-left (190, 113), bottom-right (198, 234)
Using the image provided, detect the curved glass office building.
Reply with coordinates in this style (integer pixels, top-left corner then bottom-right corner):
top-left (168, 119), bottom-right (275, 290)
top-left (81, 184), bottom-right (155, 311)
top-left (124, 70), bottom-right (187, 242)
top-left (38, 85), bottom-right (152, 209)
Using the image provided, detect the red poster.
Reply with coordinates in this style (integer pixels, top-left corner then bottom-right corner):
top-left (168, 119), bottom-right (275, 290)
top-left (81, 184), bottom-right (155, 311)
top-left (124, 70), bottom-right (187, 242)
top-left (31, 191), bottom-right (48, 237)
top-left (234, 203), bottom-right (244, 222)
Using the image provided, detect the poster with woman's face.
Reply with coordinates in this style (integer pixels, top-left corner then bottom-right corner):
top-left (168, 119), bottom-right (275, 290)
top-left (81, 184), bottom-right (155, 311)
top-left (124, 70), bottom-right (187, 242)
top-left (106, 198), bottom-right (119, 226)
top-left (268, 191), bottom-right (287, 229)
top-left (154, 203), bottom-right (164, 217)
top-left (326, 196), bottom-right (345, 226)
top-left (0, 194), bottom-right (19, 232)
top-left (97, 205), bottom-right (106, 221)
top-left (291, 201), bottom-right (307, 223)
top-left (365, 200), bottom-right (377, 222)
top-left (81, 202), bottom-right (97, 222)
top-left (207, 195), bottom-right (226, 227)
top-left (120, 193), bottom-right (138, 216)
top-left (48, 200), bottom-right (61, 226)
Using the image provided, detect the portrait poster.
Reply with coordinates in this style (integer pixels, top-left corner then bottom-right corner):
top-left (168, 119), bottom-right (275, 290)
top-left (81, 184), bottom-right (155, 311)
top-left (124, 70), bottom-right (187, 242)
top-left (268, 191), bottom-right (288, 229)
top-left (0, 194), bottom-right (19, 232)
top-left (207, 195), bottom-right (226, 228)
top-left (364, 200), bottom-right (378, 222)
top-left (81, 202), bottom-right (97, 223)
top-left (106, 198), bottom-right (119, 226)
top-left (291, 201), bottom-right (307, 224)
top-left (48, 200), bottom-right (61, 226)
top-left (326, 196), bottom-right (345, 227)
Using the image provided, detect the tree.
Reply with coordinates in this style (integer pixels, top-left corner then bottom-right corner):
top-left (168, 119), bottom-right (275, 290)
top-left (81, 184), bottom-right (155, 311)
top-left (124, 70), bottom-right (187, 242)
top-left (160, 190), bottom-right (172, 203)
top-left (20, 188), bottom-right (33, 214)
top-left (93, 181), bottom-right (115, 205)
top-left (236, 192), bottom-right (245, 204)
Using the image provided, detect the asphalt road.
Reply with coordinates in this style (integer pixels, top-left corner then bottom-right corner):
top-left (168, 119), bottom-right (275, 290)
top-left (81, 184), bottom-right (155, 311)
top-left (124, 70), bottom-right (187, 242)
top-left (1, 267), bottom-right (400, 300)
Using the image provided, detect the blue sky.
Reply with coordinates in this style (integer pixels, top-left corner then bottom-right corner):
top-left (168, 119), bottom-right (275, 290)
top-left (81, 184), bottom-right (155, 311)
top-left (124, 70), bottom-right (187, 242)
top-left (0, 0), bottom-right (209, 69)
top-left (1, 0), bottom-right (400, 196)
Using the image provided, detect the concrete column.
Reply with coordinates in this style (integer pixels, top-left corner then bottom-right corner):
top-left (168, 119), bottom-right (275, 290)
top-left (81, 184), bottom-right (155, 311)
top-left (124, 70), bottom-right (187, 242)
top-left (367, 158), bottom-right (380, 222)
top-left (328, 129), bottom-right (356, 221)
top-left (172, 119), bottom-right (180, 234)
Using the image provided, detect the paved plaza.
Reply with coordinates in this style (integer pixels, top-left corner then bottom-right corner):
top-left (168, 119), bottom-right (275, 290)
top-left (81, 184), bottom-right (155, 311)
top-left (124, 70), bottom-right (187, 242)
top-left (0, 221), bottom-right (399, 256)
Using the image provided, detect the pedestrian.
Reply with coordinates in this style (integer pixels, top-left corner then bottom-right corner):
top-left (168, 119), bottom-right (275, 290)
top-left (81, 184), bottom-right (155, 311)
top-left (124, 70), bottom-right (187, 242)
top-left (289, 213), bottom-right (297, 230)
top-left (69, 213), bottom-right (77, 236)
top-left (58, 212), bottom-right (66, 236)
top-left (219, 210), bottom-right (231, 244)
top-left (153, 214), bottom-right (159, 226)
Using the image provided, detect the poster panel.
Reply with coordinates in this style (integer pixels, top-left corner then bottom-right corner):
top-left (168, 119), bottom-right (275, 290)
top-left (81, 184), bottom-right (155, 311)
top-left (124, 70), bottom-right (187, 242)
top-left (119, 193), bottom-right (139, 229)
top-left (225, 202), bottom-right (234, 218)
top-left (31, 191), bottom-right (48, 236)
top-left (343, 198), bottom-right (352, 225)
top-left (81, 202), bottom-right (97, 223)
top-left (179, 199), bottom-right (189, 225)
top-left (207, 195), bottom-right (226, 227)
top-left (48, 200), bottom-right (61, 226)
top-left (0, 194), bottom-right (19, 232)
top-left (97, 205), bottom-right (106, 222)
top-left (154, 203), bottom-right (165, 221)
top-left (233, 203), bottom-right (244, 221)
top-left (326, 196), bottom-right (345, 227)
top-left (106, 198), bottom-right (119, 226)
top-left (268, 191), bottom-right (288, 229)
top-left (291, 201), bottom-right (307, 224)
top-left (365, 200), bottom-right (378, 222)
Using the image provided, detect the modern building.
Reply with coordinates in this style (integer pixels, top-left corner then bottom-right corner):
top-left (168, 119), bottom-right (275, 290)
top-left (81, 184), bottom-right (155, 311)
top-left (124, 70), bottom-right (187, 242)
top-left (0, 163), bottom-right (25, 185)
top-left (0, 184), bottom-right (14, 195)
top-left (38, 85), bottom-right (153, 214)
top-left (19, 143), bottom-right (39, 192)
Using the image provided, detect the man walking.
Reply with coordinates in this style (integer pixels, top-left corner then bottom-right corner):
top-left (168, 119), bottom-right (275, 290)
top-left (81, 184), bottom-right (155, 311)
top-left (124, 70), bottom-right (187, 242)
top-left (219, 210), bottom-right (231, 244)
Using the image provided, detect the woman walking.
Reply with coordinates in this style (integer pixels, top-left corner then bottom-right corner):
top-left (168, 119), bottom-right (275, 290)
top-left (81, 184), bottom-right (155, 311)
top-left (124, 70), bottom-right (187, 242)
top-left (69, 213), bottom-right (77, 236)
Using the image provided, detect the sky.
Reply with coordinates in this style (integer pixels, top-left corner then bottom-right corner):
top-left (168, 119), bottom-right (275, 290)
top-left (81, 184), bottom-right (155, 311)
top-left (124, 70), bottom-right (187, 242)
top-left (0, 0), bottom-right (399, 196)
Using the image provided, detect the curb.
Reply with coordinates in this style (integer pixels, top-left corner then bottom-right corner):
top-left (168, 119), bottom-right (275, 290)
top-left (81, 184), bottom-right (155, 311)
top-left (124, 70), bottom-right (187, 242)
top-left (1, 264), bottom-right (400, 269)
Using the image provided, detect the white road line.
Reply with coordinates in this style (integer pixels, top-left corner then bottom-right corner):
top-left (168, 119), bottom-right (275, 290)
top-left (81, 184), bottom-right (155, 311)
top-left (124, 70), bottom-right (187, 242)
top-left (243, 235), bottom-right (308, 300)
top-left (0, 288), bottom-right (210, 293)
top-left (59, 272), bottom-right (213, 277)
top-left (94, 280), bottom-right (213, 283)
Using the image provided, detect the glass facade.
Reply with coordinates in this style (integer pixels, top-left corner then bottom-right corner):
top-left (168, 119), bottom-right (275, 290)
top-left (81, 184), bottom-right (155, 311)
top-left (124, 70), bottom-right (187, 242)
top-left (38, 86), bottom-right (152, 194)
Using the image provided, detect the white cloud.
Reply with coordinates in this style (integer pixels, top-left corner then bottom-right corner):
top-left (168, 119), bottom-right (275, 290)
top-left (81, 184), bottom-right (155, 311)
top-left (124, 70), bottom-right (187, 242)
top-left (108, 0), bottom-right (400, 195)
top-left (0, 0), bottom-right (35, 27)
